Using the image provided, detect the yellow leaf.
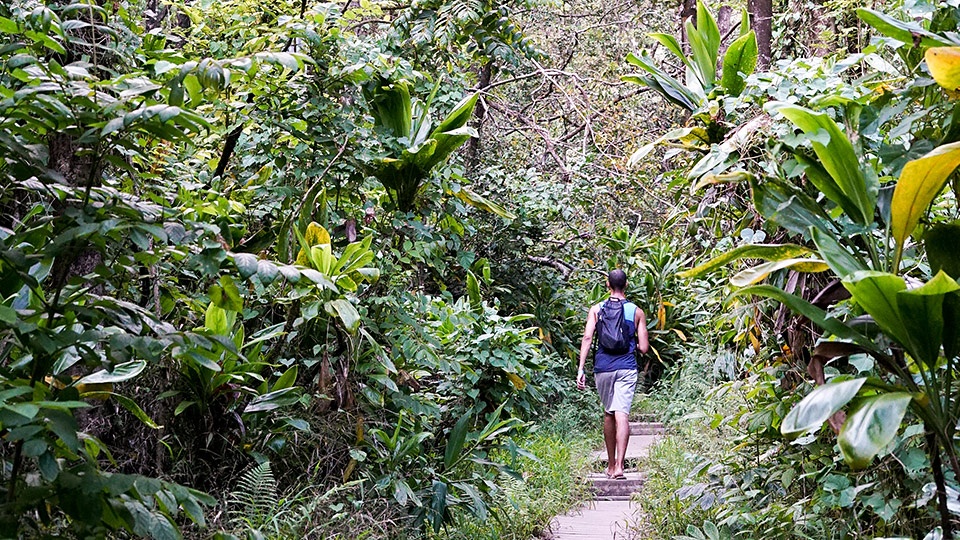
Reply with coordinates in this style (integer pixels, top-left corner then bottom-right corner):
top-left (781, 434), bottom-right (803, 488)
top-left (506, 372), bottom-right (527, 390)
top-left (657, 300), bottom-right (666, 331)
top-left (672, 328), bottom-right (687, 341)
top-left (296, 222), bottom-right (331, 266)
top-left (925, 47), bottom-right (960, 95)
top-left (750, 329), bottom-right (761, 355)
top-left (891, 141), bottom-right (960, 266)
top-left (343, 459), bottom-right (356, 482)
top-left (356, 416), bottom-right (364, 443)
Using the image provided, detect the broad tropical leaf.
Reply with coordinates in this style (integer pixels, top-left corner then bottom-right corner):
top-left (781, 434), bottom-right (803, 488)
top-left (729, 258), bottom-right (829, 287)
top-left (843, 271), bottom-right (910, 348)
top-left (926, 47), bottom-right (960, 94)
top-left (891, 141), bottom-right (960, 266)
top-left (781, 378), bottom-right (866, 439)
top-left (731, 285), bottom-right (879, 349)
top-left (720, 31), bottom-right (758, 96)
top-left (678, 244), bottom-right (812, 278)
top-left (811, 227), bottom-right (868, 278)
top-left (767, 102), bottom-right (876, 224)
top-left (856, 9), bottom-right (956, 48)
top-left (896, 271), bottom-right (960, 366)
top-left (838, 393), bottom-right (912, 469)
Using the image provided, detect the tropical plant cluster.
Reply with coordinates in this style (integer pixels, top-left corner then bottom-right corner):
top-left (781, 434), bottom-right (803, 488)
top-left (629, 0), bottom-right (960, 538)
top-left (0, 0), bottom-right (635, 538)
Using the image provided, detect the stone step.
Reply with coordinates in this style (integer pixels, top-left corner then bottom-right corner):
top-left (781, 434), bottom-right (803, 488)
top-left (591, 434), bottom-right (659, 462)
top-left (587, 471), bottom-right (645, 498)
top-left (629, 421), bottom-right (665, 435)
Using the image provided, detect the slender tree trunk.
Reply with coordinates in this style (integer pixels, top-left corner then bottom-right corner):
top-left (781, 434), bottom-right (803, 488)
top-left (806, 0), bottom-right (835, 57)
top-left (928, 432), bottom-right (956, 537)
top-left (465, 61), bottom-right (493, 174)
top-left (679, 0), bottom-right (697, 50)
top-left (748, 0), bottom-right (773, 69)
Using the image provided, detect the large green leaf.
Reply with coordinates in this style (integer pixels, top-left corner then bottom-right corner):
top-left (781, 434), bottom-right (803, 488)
top-left (781, 378), bottom-right (866, 439)
top-left (896, 271), bottom-right (960, 366)
top-left (243, 387), bottom-right (300, 414)
top-left (83, 392), bottom-right (160, 429)
top-left (926, 222), bottom-right (960, 279)
top-left (453, 187), bottom-right (517, 220)
top-left (326, 298), bottom-right (361, 334)
top-left (731, 285), bottom-right (878, 349)
top-left (811, 227), bottom-right (868, 279)
top-left (943, 293), bottom-right (960, 360)
top-left (795, 154), bottom-right (862, 222)
top-left (648, 33), bottom-right (692, 70)
top-left (678, 244), bottom-right (812, 279)
top-left (750, 176), bottom-right (837, 239)
top-left (369, 79), bottom-right (413, 138)
top-left (720, 31), bottom-right (758, 96)
top-left (624, 52), bottom-right (701, 110)
top-left (856, 8), bottom-right (956, 48)
top-left (843, 271), bottom-right (910, 349)
top-left (433, 92), bottom-right (479, 134)
top-left (444, 411), bottom-right (471, 470)
top-left (77, 360), bottom-right (147, 385)
top-left (424, 125), bottom-right (476, 171)
top-left (891, 141), bottom-right (960, 266)
top-left (695, 0), bottom-right (721, 70)
top-left (767, 102), bottom-right (876, 224)
top-left (686, 20), bottom-right (716, 86)
top-left (838, 392), bottom-right (912, 469)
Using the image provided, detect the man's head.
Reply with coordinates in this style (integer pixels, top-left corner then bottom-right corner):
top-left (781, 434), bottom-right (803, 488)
top-left (607, 269), bottom-right (627, 293)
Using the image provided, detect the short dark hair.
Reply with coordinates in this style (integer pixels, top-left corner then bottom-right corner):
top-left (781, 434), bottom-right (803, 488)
top-left (607, 269), bottom-right (627, 292)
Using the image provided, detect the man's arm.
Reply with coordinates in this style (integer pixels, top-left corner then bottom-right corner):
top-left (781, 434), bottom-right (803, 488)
top-left (577, 305), bottom-right (598, 389)
top-left (635, 308), bottom-right (649, 355)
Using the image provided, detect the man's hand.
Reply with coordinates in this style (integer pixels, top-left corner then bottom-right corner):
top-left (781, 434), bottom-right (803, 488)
top-left (576, 369), bottom-right (586, 389)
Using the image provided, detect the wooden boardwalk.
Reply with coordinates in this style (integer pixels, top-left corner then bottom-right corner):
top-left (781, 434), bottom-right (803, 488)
top-left (544, 422), bottom-right (664, 540)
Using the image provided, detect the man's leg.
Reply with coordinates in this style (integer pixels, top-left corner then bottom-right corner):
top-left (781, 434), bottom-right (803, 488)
top-left (603, 412), bottom-right (616, 476)
top-left (613, 410), bottom-right (630, 476)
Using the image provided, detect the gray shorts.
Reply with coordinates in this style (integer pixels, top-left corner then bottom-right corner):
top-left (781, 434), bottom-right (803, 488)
top-left (595, 369), bottom-right (638, 414)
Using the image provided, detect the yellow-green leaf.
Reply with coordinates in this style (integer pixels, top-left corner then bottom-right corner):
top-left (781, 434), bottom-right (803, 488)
top-left (729, 258), bottom-right (829, 287)
top-left (295, 222), bottom-right (331, 266)
top-left (925, 47), bottom-right (960, 94)
top-left (891, 141), bottom-right (960, 266)
top-left (678, 243), bottom-right (811, 279)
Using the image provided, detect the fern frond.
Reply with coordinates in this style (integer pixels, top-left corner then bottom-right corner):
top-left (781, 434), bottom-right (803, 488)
top-left (228, 460), bottom-right (280, 530)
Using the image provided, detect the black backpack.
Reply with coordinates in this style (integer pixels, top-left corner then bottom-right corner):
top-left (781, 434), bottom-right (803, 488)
top-left (596, 299), bottom-right (633, 354)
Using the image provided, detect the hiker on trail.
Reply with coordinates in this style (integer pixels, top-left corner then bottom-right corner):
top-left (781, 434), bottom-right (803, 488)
top-left (576, 269), bottom-right (649, 479)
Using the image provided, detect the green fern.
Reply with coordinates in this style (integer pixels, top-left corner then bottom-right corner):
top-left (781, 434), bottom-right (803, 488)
top-left (228, 461), bottom-right (280, 531)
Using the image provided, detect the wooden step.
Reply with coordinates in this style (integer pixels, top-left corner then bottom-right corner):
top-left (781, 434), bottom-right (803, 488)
top-left (629, 421), bottom-right (665, 435)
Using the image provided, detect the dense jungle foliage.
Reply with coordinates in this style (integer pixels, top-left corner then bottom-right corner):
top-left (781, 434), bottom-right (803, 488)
top-left (4, 0), bottom-right (960, 538)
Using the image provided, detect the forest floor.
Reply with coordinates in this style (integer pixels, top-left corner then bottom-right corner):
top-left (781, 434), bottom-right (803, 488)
top-left (546, 422), bottom-right (664, 539)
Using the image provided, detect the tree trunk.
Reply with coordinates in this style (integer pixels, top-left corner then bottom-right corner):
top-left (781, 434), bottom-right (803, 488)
top-left (748, 0), bottom-right (773, 69)
top-left (465, 61), bottom-right (493, 174)
top-left (679, 0), bottom-right (697, 50)
top-left (806, 0), bottom-right (835, 57)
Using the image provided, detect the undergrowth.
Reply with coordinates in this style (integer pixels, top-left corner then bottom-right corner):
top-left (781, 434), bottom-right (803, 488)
top-left (438, 394), bottom-right (598, 539)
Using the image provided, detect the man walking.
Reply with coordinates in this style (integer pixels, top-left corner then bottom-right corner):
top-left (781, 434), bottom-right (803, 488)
top-left (576, 269), bottom-right (649, 479)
